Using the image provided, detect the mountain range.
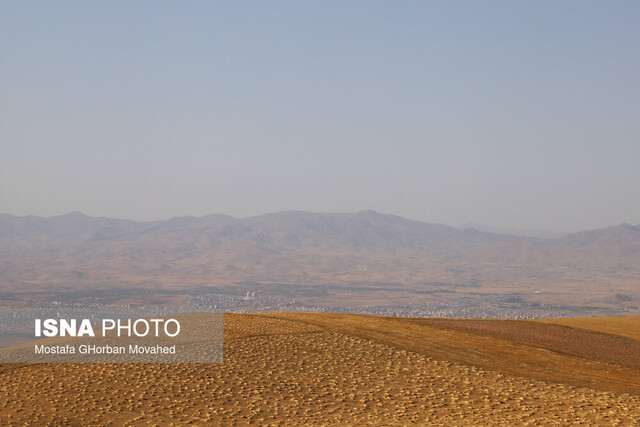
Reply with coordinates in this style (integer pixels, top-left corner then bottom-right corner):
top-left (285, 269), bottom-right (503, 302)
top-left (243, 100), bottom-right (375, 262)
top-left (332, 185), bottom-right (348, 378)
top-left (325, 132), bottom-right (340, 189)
top-left (458, 222), bottom-right (567, 239)
top-left (1, 210), bottom-right (638, 309)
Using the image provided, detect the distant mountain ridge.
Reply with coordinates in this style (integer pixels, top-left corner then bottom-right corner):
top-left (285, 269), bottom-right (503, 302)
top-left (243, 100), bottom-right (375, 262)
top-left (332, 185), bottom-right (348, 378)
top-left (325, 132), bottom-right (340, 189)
top-left (0, 211), bottom-right (639, 309)
top-left (459, 222), bottom-right (567, 239)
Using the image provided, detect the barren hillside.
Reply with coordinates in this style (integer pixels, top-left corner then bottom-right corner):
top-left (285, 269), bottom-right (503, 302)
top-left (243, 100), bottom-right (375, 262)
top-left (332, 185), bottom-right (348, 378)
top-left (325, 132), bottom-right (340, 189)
top-left (1, 313), bottom-right (639, 425)
top-left (1, 211), bottom-right (639, 312)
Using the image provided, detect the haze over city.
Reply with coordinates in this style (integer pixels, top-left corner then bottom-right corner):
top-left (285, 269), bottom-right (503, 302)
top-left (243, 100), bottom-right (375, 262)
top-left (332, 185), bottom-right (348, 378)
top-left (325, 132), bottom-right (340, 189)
top-left (2, 1), bottom-right (639, 232)
top-left (2, 3), bottom-right (640, 425)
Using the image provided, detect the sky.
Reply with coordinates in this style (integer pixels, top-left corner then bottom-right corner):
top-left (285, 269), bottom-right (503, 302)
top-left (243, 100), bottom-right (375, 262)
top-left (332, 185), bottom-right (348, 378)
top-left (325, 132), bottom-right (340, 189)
top-left (1, 1), bottom-right (639, 232)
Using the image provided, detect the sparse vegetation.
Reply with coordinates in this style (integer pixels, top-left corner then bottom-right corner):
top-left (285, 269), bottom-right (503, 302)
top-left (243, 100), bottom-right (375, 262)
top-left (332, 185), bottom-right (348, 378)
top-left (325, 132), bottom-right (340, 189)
top-left (1, 313), bottom-right (638, 425)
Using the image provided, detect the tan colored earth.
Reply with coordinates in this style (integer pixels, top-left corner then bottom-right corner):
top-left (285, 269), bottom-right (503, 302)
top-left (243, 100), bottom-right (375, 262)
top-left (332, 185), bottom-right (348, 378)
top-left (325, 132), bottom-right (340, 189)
top-left (1, 313), bottom-right (639, 425)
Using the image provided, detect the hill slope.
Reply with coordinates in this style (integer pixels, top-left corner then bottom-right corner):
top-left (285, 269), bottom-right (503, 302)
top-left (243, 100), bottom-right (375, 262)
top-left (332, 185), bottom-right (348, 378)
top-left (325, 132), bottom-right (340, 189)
top-left (1, 313), bottom-right (639, 425)
top-left (1, 211), bottom-right (639, 310)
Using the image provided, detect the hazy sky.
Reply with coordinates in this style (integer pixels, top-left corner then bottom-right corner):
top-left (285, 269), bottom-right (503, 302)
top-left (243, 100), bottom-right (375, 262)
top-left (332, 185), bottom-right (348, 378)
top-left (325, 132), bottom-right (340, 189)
top-left (1, 1), bottom-right (639, 232)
